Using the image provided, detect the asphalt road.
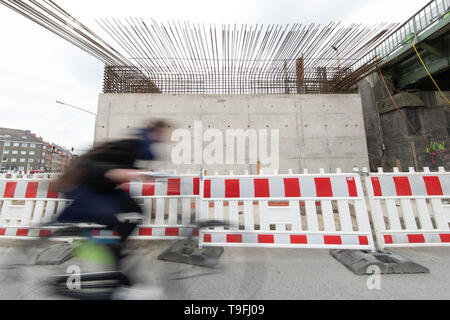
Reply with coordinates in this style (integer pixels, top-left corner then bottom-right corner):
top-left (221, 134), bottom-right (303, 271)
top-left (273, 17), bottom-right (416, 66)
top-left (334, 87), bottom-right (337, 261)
top-left (0, 240), bottom-right (449, 300)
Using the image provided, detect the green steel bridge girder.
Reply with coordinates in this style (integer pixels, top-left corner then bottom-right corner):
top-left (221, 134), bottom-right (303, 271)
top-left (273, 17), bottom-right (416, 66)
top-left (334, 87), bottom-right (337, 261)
top-left (379, 13), bottom-right (450, 91)
top-left (393, 37), bottom-right (449, 90)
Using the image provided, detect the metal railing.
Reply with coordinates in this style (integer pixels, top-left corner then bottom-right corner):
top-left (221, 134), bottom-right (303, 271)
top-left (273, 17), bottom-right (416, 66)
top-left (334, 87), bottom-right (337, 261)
top-left (353, 0), bottom-right (450, 70)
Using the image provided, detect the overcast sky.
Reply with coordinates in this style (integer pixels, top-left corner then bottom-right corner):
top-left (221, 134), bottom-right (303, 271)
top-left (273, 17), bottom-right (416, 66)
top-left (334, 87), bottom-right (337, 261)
top-left (0, 0), bottom-right (428, 154)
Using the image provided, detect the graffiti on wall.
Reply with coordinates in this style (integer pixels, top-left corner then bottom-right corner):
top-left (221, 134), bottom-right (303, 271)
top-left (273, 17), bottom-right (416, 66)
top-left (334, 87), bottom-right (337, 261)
top-left (426, 141), bottom-right (450, 164)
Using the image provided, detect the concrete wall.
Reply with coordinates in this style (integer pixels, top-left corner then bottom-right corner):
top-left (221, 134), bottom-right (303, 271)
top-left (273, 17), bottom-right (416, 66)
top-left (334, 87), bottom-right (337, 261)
top-left (95, 94), bottom-right (369, 174)
top-left (358, 72), bottom-right (450, 171)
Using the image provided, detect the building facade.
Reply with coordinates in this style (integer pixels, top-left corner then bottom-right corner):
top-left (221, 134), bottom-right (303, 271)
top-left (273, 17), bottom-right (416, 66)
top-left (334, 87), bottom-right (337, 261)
top-left (0, 128), bottom-right (72, 172)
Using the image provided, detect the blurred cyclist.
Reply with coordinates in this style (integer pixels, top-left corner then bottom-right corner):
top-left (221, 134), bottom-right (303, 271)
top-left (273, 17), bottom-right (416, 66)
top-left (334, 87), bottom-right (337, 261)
top-left (53, 120), bottom-right (170, 296)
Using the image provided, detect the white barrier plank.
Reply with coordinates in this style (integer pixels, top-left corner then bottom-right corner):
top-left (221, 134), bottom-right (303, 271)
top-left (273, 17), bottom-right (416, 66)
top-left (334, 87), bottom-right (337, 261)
top-left (400, 199), bottom-right (418, 230)
top-left (305, 201), bottom-right (319, 231)
top-left (142, 199), bottom-right (152, 225)
top-left (415, 199), bottom-right (433, 230)
top-left (321, 200), bottom-right (335, 231)
top-left (155, 198), bottom-right (165, 225)
top-left (168, 198), bottom-right (178, 225)
top-left (386, 200), bottom-right (402, 230)
top-left (214, 201), bottom-right (224, 230)
top-left (229, 201), bottom-right (239, 230)
top-left (243, 200), bottom-right (254, 231)
top-left (181, 198), bottom-right (191, 225)
top-left (431, 199), bottom-right (449, 230)
top-left (337, 200), bottom-right (353, 232)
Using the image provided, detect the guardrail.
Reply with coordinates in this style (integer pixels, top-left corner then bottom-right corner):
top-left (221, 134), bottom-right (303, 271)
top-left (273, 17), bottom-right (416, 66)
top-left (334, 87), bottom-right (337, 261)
top-left (353, 0), bottom-right (450, 70)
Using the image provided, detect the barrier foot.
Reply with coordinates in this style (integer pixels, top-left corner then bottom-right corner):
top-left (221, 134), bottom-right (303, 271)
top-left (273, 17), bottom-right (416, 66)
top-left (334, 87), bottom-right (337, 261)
top-left (157, 239), bottom-right (223, 268)
top-left (35, 243), bottom-right (73, 265)
top-left (330, 250), bottom-right (430, 275)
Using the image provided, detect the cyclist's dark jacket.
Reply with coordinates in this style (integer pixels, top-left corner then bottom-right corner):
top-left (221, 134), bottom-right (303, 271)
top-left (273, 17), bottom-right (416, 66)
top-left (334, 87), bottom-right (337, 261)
top-left (55, 130), bottom-right (158, 225)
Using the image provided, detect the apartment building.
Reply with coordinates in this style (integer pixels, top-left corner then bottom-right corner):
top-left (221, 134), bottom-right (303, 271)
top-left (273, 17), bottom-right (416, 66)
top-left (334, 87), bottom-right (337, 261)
top-left (0, 127), bottom-right (72, 172)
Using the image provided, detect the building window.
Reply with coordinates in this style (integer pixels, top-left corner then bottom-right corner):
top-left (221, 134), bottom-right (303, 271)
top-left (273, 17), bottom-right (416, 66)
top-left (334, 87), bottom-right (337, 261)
top-left (2, 158), bottom-right (7, 162)
top-left (29, 151), bottom-right (35, 155)
top-left (11, 158), bottom-right (16, 163)
top-left (4, 135), bottom-right (11, 138)
top-left (28, 159), bottom-right (33, 163)
top-left (22, 143), bottom-right (28, 148)
top-left (21, 136), bottom-right (27, 139)
top-left (30, 144), bottom-right (35, 148)
top-left (12, 150), bottom-right (18, 155)
top-left (21, 151), bottom-right (26, 155)
top-left (13, 143), bottom-right (19, 147)
top-left (20, 159), bottom-right (25, 163)
top-left (4, 141), bottom-right (10, 147)
top-left (3, 150), bottom-right (9, 154)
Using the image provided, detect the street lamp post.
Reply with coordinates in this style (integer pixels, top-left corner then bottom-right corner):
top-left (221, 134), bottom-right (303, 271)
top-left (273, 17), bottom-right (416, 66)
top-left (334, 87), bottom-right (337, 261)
top-left (56, 100), bottom-right (97, 116)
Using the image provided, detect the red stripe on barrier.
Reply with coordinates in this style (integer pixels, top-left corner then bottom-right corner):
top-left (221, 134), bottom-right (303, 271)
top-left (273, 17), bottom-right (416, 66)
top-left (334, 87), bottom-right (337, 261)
top-left (16, 229), bottom-right (29, 237)
top-left (284, 178), bottom-right (300, 197)
top-left (323, 235), bottom-right (341, 245)
top-left (39, 229), bottom-right (52, 237)
top-left (91, 230), bottom-right (100, 236)
top-left (314, 178), bottom-right (333, 197)
top-left (346, 177), bottom-right (358, 197)
top-left (142, 179), bottom-right (155, 196)
top-left (165, 228), bottom-right (179, 236)
top-left (226, 234), bottom-right (242, 243)
top-left (371, 177), bottom-right (382, 196)
top-left (393, 177), bottom-right (412, 196)
top-left (225, 179), bottom-right (240, 198)
top-left (254, 179), bottom-right (270, 197)
top-left (4, 182), bottom-right (17, 198)
top-left (112, 231), bottom-right (119, 236)
top-left (258, 235), bottom-right (274, 243)
top-left (25, 182), bottom-right (39, 198)
top-left (119, 181), bottom-right (131, 194)
top-left (47, 182), bottom-right (59, 199)
top-left (290, 235), bottom-right (307, 244)
top-left (139, 228), bottom-right (152, 236)
top-left (358, 236), bottom-right (369, 245)
top-left (204, 234), bottom-right (211, 242)
top-left (408, 234), bottom-right (425, 243)
top-left (423, 176), bottom-right (443, 196)
top-left (204, 180), bottom-right (211, 198)
top-left (167, 179), bottom-right (181, 196)
top-left (193, 178), bottom-right (200, 195)
top-left (0, 228), bottom-right (5, 236)
top-left (439, 234), bottom-right (450, 243)
top-left (384, 235), bottom-right (393, 244)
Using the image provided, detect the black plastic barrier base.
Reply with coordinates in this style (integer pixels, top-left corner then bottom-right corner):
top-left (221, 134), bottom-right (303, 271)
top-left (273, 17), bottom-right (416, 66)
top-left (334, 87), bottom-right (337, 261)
top-left (35, 243), bottom-right (73, 265)
top-left (330, 249), bottom-right (430, 275)
top-left (157, 239), bottom-right (224, 268)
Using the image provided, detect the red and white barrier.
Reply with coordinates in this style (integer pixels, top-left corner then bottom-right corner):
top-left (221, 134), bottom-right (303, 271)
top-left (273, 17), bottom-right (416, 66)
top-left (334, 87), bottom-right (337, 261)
top-left (119, 175), bottom-right (201, 239)
top-left (199, 169), bottom-right (375, 250)
top-left (365, 167), bottom-right (450, 250)
top-left (0, 180), bottom-right (70, 227)
top-left (0, 174), bottom-right (201, 240)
